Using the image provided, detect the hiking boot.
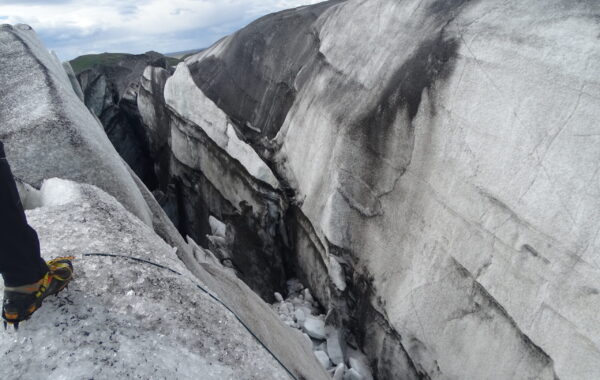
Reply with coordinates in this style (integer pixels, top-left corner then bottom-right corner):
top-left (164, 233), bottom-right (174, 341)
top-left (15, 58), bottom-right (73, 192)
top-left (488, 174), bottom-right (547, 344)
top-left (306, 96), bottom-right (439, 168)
top-left (2, 256), bottom-right (74, 330)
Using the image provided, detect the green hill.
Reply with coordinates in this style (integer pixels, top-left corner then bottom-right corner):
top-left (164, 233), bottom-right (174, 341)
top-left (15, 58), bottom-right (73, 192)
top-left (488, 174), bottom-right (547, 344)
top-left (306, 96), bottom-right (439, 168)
top-left (69, 52), bottom-right (180, 74)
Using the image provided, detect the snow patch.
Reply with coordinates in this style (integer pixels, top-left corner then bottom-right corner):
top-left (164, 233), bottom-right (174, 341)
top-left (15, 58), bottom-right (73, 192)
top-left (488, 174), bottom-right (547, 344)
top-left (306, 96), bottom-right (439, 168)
top-left (39, 178), bottom-right (82, 207)
top-left (16, 178), bottom-right (81, 209)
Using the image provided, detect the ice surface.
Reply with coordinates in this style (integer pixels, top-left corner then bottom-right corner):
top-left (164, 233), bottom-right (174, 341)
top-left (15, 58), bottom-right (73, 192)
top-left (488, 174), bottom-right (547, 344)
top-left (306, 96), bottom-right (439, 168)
top-left (0, 180), bottom-right (290, 379)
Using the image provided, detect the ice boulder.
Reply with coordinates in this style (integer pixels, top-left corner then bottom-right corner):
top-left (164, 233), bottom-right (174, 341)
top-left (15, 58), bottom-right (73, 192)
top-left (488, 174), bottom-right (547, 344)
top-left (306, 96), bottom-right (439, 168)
top-left (302, 316), bottom-right (327, 340)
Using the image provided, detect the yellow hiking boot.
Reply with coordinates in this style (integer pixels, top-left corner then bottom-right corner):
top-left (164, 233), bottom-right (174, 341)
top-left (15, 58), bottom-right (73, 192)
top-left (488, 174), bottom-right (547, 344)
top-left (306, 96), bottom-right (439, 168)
top-left (2, 257), bottom-right (74, 330)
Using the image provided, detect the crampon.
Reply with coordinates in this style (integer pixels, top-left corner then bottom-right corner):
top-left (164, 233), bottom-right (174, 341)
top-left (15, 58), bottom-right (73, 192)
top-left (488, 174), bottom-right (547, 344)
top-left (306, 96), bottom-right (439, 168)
top-left (2, 256), bottom-right (74, 330)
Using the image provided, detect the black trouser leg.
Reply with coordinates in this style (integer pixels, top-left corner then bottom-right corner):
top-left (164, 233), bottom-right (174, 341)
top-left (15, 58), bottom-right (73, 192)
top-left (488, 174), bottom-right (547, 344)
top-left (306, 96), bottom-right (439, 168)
top-left (0, 141), bottom-right (48, 287)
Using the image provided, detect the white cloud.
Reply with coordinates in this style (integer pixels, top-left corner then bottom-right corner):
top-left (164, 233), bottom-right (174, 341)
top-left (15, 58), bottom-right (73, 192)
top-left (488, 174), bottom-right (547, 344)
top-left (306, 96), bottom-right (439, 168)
top-left (0, 0), bottom-right (326, 59)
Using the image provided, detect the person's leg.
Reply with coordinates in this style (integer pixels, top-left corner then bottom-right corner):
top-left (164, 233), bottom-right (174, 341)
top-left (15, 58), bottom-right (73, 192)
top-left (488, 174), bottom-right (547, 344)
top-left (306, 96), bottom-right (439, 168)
top-left (0, 141), bottom-right (48, 287)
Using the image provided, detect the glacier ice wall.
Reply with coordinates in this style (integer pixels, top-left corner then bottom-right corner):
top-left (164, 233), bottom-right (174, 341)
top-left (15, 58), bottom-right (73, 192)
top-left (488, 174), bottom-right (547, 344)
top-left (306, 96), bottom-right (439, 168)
top-left (137, 0), bottom-right (600, 378)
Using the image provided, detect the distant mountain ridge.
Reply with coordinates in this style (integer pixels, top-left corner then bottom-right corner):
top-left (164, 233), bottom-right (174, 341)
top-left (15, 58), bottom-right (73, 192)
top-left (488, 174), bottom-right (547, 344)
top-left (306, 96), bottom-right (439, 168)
top-left (69, 51), bottom-right (180, 74)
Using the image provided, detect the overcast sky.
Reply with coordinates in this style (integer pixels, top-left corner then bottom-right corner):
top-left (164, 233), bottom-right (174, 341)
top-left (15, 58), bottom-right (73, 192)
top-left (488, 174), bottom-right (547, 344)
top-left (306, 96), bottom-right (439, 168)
top-left (0, 0), bottom-right (324, 60)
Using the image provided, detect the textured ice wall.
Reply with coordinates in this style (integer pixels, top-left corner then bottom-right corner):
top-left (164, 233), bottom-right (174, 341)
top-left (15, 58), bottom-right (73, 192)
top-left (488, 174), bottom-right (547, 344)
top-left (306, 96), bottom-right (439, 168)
top-left (275, 1), bottom-right (600, 378)
top-left (159, 0), bottom-right (600, 378)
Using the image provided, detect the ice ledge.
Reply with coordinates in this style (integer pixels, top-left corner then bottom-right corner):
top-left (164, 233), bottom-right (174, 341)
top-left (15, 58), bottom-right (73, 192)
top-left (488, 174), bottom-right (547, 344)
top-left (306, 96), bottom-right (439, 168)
top-left (165, 63), bottom-right (280, 190)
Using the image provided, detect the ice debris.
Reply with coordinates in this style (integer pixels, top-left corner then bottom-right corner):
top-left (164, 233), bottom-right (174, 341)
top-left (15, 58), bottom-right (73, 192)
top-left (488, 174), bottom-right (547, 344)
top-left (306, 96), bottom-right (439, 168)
top-left (303, 317), bottom-right (327, 340)
top-left (333, 363), bottom-right (346, 380)
top-left (270, 278), bottom-right (373, 379)
top-left (315, 350), bottom-right (332, 370)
